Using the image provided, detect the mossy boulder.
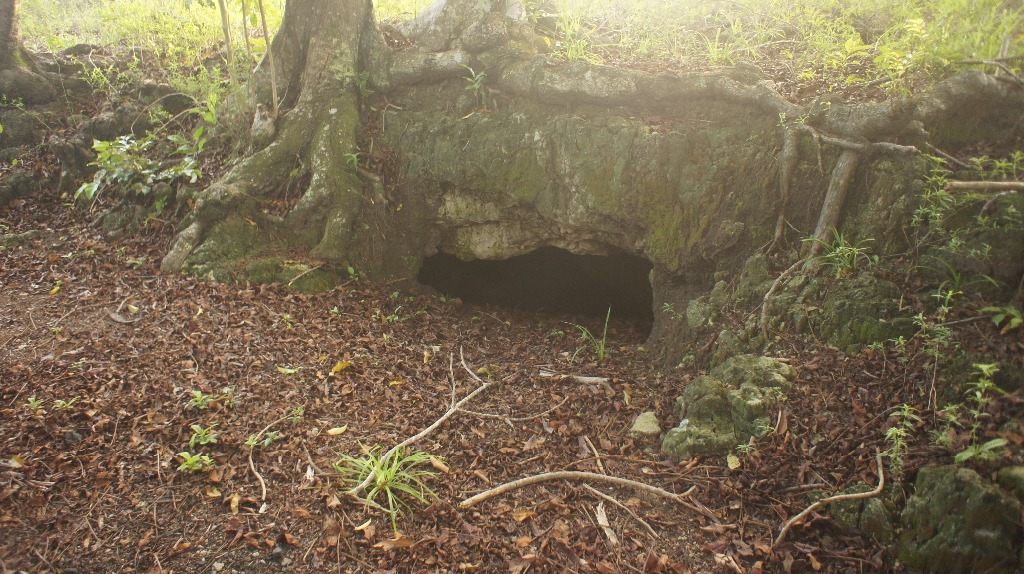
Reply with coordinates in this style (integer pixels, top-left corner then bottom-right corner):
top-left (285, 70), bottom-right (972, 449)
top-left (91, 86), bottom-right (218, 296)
top-left (662, 354), bottom-right (795, 458)
top-left (815, 273), bottom-right (915, 352)
top-left (898, 465), bottom-right (1022, 573)
top-left (831, 483), bottom-right (902, 544)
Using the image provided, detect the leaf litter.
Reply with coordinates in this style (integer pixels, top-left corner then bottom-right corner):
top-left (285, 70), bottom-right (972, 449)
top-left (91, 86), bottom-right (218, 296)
top-left (2, 174), bottom-right (1023, 573)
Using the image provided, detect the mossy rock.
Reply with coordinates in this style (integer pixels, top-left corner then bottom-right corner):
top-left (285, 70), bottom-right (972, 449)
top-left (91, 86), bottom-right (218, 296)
top-left (815, 273), bottom-right (914, 351)
top-left (662, 354), bottom-right (796, 458)
top-left (899, 465), bottom-right (1022, 573)
top-left (831, 483), bottom-right (902, 544)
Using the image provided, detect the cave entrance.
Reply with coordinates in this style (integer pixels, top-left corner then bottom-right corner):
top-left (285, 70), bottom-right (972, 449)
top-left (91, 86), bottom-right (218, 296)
top-left (417, 246), bottom-right (654, 324)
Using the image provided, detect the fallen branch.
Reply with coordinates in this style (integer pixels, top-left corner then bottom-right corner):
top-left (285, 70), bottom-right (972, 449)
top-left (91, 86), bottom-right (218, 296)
top-left (459, 395), bottom-right (570, 423)
top-left (538, 370), bottom-right (609, 384)
top-left (773, 450), bottom-right (884, 547)
top-left (460, 470), bottom-right (715, 521)
top-left (945, 181), bottom-right (1024, 192)
top-left (582, 483), bottom-right (660, 538)
top-left (345, 348), bottom-right (492, 498)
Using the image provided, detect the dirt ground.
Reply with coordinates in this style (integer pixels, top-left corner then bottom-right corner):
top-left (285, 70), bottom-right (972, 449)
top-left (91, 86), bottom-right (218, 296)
top-left (2, 183), bottom-right (1023, 574)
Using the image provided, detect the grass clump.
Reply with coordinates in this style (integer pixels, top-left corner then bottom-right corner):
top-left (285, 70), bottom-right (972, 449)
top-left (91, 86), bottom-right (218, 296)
top-left (334, 445), bottom-right (441, 532)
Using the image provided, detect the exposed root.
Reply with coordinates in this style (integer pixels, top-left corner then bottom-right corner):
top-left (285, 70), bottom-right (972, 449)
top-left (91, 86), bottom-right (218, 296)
top-left (773, 450), bottom-right (884, 547)
top-left (460, 471), bottom-right (717, 522)
top-left (809, 149), bottom-right (862, 252)
top-left (769, 127), bottom-right (801, 251)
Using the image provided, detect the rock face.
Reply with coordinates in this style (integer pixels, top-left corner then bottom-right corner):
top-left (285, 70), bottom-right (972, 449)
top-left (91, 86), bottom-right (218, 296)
top-left (898, 465), bottom-right (1023, 573)
top-left (661, 354), bottom-right (795, 458)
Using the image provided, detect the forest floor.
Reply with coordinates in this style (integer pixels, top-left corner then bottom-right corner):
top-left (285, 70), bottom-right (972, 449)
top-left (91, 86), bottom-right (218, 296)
top-left (2, 165), bottom-right (1024, 574)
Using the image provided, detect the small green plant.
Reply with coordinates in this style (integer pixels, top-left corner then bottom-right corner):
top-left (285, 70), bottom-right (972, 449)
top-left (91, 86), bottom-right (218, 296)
top-left (462, 65), bottom-right (488, 108)
top-left (187, 390), bottom-right (214, 410)
top-left (288, 405), bottom-right (305, 425)
top-left (980, 305), bottom-right (1023, 334)
top-left (805, 228), bottom-right (876, 279)
top-left (346, 266), bottom-right (360, 281)
top-left (188, 424), bottom-right (219, 449)
top-left (245, 429), bottom-right (281, 449)
top-left (343, 152), bottom-right (361, 169)
top-left (334, 445), bottom-right (441, 532)
top-left (662, 303), bottom-right (684, 321)
top-left (735, 440), bottom-right (758, 458)
top-left (176, 451), bottom-right (215, 473)
top-left (53, 397), bottom-right (79, 410)
top-left (569, 307), bottom-right (612, 362)
top-left (882, 404), bottom-right (920, 477)
top-left (24, 397), bottom-right (44, 411)
top-left (953, 363), bottom-right (1008, 463)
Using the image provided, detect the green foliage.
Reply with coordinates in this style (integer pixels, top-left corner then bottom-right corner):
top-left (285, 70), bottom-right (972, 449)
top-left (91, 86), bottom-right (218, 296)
top-left (569, 307), bottom-right (612, 362)
top-left (334, 445), bottom-right (441, 532)
top-left (24, 397), bottom-right (44, 411)
top-left (53, 397), bottom-right (79, 410)
top-left (245, 429), bottom-right (280, 449)
top-left (74, 113), bottom-right (209, 206)
top-left (188, 424), bottom-right (219, 449)
top-left (936, 363), bottom-right (1010, 464)
top-left (186, 390), bottom-right (215, 410)
top-left (176, 451), bottom-right (215, 473)
top-left (529, 0), bottom-right (1021, 95)
top-left (882, 404), bottom-right (920, 477)
top-left (980, 305), bottom-right (1023, 334)
top-left (661, 303), bottom-right (683, 321)
top-left (21, 0), bottom-right (285, 101)
top-left (461, 65), bottom-right (488, 108)
top-left (805, 228), bottom-right (877, 279)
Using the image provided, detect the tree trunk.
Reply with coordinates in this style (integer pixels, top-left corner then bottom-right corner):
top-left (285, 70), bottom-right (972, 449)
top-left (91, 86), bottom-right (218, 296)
top-left (0, 0), bottom-right (19, 69)
top-left (0, 0), bottom-right (55, 104)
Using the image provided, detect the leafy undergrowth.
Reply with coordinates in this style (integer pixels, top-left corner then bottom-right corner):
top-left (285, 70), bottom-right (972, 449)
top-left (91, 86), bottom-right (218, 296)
top-left (2, 181), bottom-right (1024, 573)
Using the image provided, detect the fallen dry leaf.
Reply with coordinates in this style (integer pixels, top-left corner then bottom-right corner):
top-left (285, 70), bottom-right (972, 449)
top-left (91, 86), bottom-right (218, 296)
top-left (373, 534), bottom-right (415, 551)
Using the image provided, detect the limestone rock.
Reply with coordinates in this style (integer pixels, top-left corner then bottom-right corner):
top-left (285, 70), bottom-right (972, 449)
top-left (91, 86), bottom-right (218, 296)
top-left (662, 354), bottom-right (795, 458)
top-left (629, 411), bottom-right (661, 437)
top-left (898, 465), bottom-right (1022, 573)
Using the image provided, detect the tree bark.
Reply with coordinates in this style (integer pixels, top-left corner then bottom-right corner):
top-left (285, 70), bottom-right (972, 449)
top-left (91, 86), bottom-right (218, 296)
top-left (0, 0), bottom-right (19, 69)
top-left (0, 0), bottom-right (56, 104)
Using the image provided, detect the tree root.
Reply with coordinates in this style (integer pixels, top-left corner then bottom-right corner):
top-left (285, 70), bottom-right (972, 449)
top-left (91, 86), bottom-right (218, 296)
top-left (460, 470), bottom-right (717, 522)
top-left (773, 450), bottom-right (884, 547)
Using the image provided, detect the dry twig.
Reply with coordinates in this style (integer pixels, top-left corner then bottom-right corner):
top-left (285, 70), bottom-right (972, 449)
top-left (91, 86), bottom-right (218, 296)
top-left (582, 483), bottom-right (660, 538)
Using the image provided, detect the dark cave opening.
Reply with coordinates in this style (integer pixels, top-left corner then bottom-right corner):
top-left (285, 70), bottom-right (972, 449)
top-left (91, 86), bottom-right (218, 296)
top-left (417, 246), bottom-right (654, 324)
